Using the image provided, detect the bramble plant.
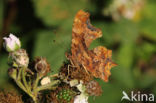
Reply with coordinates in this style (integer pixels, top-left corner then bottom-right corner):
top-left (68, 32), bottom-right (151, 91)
top-left (3, 34), bottom-right (60, 103)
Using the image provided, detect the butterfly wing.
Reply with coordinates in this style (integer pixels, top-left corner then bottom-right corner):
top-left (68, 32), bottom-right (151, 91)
top-left (69, 10), bottom-right (117, 82)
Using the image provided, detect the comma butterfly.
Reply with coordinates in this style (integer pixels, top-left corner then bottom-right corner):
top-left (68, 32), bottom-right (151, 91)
top-left (67, 10), bottom-right (117, 82)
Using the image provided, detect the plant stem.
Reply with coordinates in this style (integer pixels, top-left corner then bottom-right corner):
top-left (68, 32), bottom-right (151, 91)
top-left (15, 68), bottom-right (37, 102)
top-left (17, 69), bottom-right (22, 80)
top-left (49, 73), bottom-right (58, 78)
top-left (32, 96), bottom-right (38, 103)
top-left (33, 74), bottom-right (40, 90)
top-left (15, 79), bottom-right (35, 102)
top-left (15, 69), bottom-right (60, 103)
top-left (22, 68), bottom-right (30, 92)
top-left (32, 74), bottom-right (41, 103)
top-left (21, 68), bottom-right (38, 103)
top-left (16, 69), bottom-right (28, 94)
top-left (37, 80), bottom-right (60, 91)
top-left (15, 79), bottom-right (27, 93)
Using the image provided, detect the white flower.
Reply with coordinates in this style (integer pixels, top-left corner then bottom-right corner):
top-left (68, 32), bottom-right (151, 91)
top-left (41, 77), bottom-right (51, 85)
top-left (3, 33), bottom-right (21, 52)
top-left (74, 94), bottom-right (88, 103)
top-left (74, 80), bottom-right (89, 103)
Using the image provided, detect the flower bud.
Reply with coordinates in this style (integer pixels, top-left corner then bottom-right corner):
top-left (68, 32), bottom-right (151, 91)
top-left (34, 57), bottom-right (50, 76)
top-left (8, 68), bottom-right (17, 79)
top-left (3, 33), bottom-right (21, 52)
top-left (10, 49), bottom-right (29, 67)
top-left (40, 77), bottom-right (51, 85)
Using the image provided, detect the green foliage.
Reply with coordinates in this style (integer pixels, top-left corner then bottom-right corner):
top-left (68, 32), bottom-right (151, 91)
top-left (33, 29), bottom-right (71, 74)
top-left (32, 0), bottom-right (96, 26)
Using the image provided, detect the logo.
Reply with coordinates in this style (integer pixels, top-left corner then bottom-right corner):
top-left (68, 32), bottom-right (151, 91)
top-left (121, 91), bottom-right (155, 102)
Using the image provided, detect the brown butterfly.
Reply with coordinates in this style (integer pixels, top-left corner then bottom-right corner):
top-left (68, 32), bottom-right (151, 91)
top-left (67, 10), bottom-right (117, 82)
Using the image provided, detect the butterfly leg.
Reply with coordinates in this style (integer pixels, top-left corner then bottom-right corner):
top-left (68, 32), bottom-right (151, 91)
top-left (67, 65), bottom-right (70, 78)
top-left (82, 64), bottom-right (90, 75)
top-left (67, 64), bottom-right (77, 78)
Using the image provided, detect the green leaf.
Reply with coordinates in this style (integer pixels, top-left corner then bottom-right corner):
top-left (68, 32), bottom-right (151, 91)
top-left (33, 29), bottom-right (71, 74)
top-left (32, 0), bottom-right (96, 26)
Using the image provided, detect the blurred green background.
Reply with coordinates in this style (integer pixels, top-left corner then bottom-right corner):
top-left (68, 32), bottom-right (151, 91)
top-left (0, 0), bottom-right (156, 103)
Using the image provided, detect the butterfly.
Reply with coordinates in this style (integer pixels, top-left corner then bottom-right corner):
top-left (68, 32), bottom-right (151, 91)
top-left (67, 10), bottom-right (117, 82)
